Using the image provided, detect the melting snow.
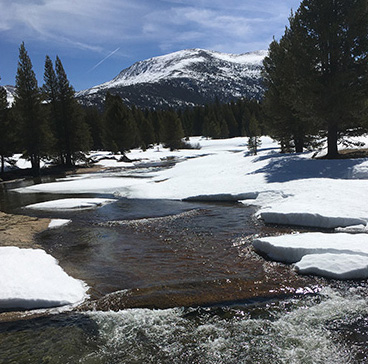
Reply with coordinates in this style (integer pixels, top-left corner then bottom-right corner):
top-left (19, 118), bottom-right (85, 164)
top-left (48, 219), bottom-right (72, 229)
top-left (253, 233), bottom-right (368, 279)
top-left (11, 134), bottom-right (368, 279)
top-left (25, 198), bottom-right (116, 210)
top-left (0, 247), bottom-right (88, 310)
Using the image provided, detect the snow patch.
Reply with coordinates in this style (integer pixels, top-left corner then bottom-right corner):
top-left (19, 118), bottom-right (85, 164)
top-left (48, 219), bottom-right (72, 229)
top-left (0, 247), bottom-right (88, 310)
top-left (295, 253), bottom-right (368, 279)
top-left (25, 198), bottom-right (116, 211)
top-left (253, 233), bottom-right (368, 279)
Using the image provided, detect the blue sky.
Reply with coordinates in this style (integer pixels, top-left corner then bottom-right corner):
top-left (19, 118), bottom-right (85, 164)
top-left (0, 0), bottom-right (301, 91)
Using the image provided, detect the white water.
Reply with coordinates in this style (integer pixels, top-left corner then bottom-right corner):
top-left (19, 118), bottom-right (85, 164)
top-left (84, 288), bottom-right (368, 363)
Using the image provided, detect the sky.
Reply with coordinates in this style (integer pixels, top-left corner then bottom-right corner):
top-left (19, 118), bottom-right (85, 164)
top-left (0, 0), bottom-right (301, 91)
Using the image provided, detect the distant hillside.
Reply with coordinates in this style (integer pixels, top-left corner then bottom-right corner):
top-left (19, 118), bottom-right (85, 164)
top-left (77, 48), bottom-right (267, 109)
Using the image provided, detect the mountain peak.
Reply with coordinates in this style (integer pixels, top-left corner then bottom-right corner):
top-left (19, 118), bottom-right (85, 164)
top-left (77, 48), bottom-right (267, 109)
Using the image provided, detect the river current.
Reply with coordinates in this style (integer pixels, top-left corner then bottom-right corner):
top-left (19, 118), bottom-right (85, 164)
top-left (0, 169), bottom-right (367, 363)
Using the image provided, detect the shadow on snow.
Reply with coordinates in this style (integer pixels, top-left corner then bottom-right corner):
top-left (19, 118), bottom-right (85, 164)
top-left (247, 151), bottom-right (366, 183)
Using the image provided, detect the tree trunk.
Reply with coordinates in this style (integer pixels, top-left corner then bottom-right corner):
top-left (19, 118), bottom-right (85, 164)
top-left (326, 120), bottom-right (339, 159)
top-left (31, 154), bottom-right (40, 177)
top-left (294, 137), bottom-right (304, 153)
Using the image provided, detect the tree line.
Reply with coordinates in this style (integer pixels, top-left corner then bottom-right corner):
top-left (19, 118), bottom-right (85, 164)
top-left (0, 42), bottom-right (264, 176)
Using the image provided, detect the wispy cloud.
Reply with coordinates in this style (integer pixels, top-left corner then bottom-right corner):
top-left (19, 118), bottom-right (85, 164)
top-left (0, 0), bottom-right (300, 54)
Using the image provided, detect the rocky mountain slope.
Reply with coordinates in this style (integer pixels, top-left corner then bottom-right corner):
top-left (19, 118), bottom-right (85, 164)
top-left (77, 48), bottom-right (267, 109)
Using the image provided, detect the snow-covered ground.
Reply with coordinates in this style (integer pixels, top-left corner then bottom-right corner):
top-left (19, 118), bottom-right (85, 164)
top-left (0, 247), bottom-right (88, 310)
top-left (8, 135), bottom-right (368, 306)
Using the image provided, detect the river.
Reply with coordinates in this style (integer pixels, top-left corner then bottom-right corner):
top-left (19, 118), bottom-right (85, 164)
top-left (0, 170), bottom-right (367, 363)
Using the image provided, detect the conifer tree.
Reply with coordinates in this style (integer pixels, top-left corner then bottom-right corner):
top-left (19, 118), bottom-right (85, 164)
top-left (202, 109), bottom-right (220, 139)
top-left (84, 107), bottom-right (105, 150)
top-left (247, 113), bottom-right (262, 155)
top-left (135, 108), bottom-right (155, 150)
top-left (264, 0), bottom-right (368, 157)
top-left (103, 94), bottom-right (138, 152)
top-left (53, 56), bottom-right (91, 165)
top-left (15, 42), bottom-right (52, 176)
top-left (162, 110), bottom-right (184, 150)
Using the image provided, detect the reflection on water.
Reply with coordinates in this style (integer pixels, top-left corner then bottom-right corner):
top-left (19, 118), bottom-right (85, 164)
top-left (35, 198), bottom-right (321, 308)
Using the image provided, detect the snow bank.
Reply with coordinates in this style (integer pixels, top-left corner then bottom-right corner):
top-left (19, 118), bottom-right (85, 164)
top-left (257, 179), bottom-right (368, 229)
top-left (0, 247), bottom-right (88, 310)
top-left (25, 198), bottom-right (116, 211)
top-left (295, 253), bottom-right (368, 280)
top-left (48, 219), bottom-right (72, 229)
top-left (253, 233), bottom-right (368, 279)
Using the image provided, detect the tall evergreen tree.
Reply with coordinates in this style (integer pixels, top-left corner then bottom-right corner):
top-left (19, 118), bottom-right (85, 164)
top-left (297, 0), bottom-right (368, 158)
top-left (53, 56), bottom-right (91, 165)
top-left (162, 110), bottom-right (184, 150)
top-left (263, 30), bottom-right (317, 153)
top-left (103, 93), bottom-right (138, 153)
top-left (264, 1), bottom-right (368, 157)
top-left (15, 42), bottom-right (52, 176)
top-left (84, 107), bottom-right (105, 150)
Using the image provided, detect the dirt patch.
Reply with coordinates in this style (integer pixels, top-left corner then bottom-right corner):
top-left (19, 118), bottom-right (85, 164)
top-left (317, 148), bottom-right (368, 159)
top-left (0, 211), bottom-right (50, 249)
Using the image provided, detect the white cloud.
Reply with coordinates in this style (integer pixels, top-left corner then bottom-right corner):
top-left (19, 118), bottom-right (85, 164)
top-left (0, 0), bottom-right (300, 55)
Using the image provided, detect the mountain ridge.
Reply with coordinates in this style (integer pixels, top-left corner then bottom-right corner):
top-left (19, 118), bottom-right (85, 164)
top-left (77, 48), bottom-right (267, 109)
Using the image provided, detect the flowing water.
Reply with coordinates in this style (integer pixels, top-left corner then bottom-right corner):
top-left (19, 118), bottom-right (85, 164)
top-left (0, 170), bottom-right (367, 363)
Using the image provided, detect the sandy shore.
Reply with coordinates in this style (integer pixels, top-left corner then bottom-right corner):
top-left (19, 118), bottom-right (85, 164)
top-left (0, 211), bottom-right (50, 249)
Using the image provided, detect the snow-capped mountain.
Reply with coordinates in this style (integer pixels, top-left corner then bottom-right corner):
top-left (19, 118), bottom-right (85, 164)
top-left (77, 48), bottom-right (267, 109)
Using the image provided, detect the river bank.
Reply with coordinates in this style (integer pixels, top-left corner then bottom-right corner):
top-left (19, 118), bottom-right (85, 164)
top-left (0, 211), bottom-right (50, 249)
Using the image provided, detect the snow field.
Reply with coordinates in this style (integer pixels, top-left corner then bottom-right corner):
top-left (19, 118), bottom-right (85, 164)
top-left (11, 135), bottom-right (368, 280)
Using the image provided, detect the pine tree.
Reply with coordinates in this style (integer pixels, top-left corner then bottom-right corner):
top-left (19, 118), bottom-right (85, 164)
top-left (103, 94), bottom-right (138, 153)
top-left (135, 108), bottom-right (155, 150)
top-left (84, 107), bottom-right (105, 150)
top-left (15, 42), bottom-right (52, 176)
top-left (264, 1), bottom-right (368, 158)
top-left (247, 113), bottom-right (262, 155)
top-left (296, 0), bottom-right (368, 158)
top-left (162, 110), bottom-right (184, 150)
top-left (53, 56), bottom-right (91, 165)
top-left (263, 21), bottom-right (318, 153)
top-left (202, 110), bottom-right (220, 139)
